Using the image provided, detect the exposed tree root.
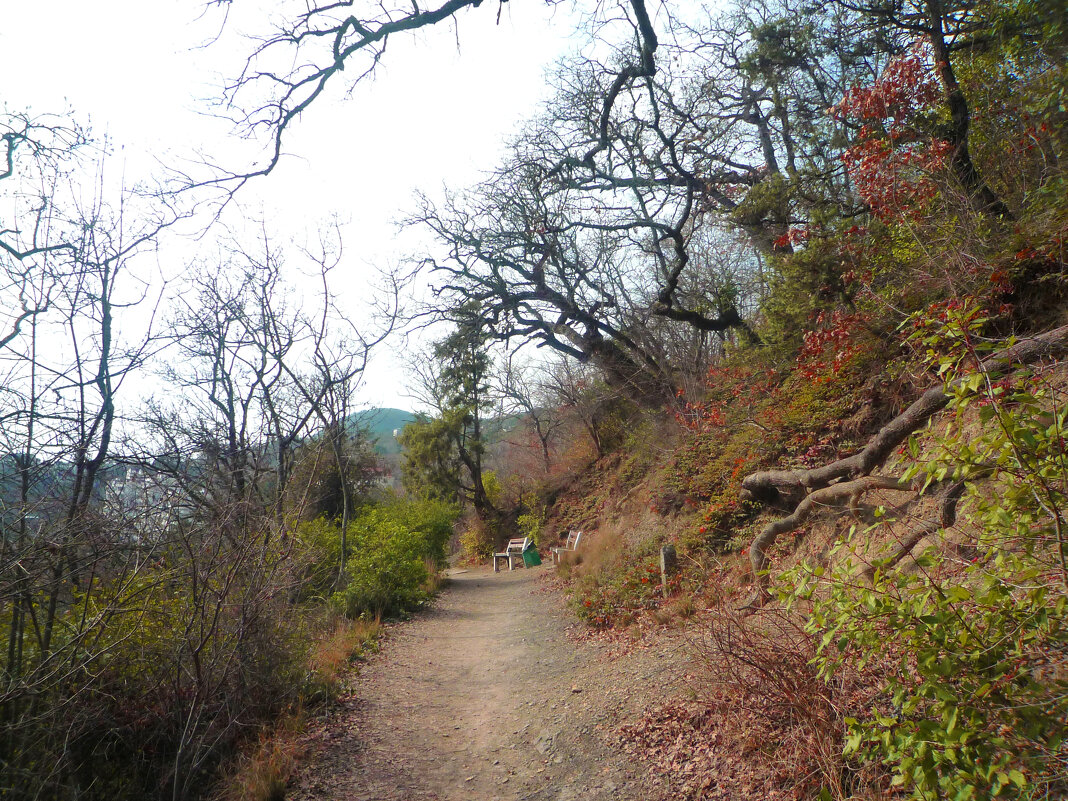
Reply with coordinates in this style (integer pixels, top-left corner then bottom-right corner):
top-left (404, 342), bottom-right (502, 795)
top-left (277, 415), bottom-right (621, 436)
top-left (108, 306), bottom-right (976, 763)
top-left (860, 479), bottom-right (966, 582)
top-left (742, 476), bottom-right (914, 611)
top-left (738, 324), bottom-right (1068, 611)
top-left (741, 325), bottom-right (1068, 508)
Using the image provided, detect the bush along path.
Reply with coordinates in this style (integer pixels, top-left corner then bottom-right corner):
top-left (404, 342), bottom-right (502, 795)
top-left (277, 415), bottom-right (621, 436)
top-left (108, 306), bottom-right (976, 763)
top-left (289, 564), bottom-right (687, 801)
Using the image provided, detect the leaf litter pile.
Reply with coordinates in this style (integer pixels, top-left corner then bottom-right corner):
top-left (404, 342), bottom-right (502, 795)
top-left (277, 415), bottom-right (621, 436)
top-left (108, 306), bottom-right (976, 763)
top-left (612, 607), bottom-right (880, 800)
top-left (614, 690), bottom-right (835, 800)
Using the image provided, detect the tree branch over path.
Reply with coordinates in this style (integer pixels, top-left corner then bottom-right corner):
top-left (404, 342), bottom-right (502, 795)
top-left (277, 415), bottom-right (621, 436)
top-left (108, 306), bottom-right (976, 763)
top-left (581, 0), bottom-right (660, 167)
top-left (202, 0), bottom-right (664, 200)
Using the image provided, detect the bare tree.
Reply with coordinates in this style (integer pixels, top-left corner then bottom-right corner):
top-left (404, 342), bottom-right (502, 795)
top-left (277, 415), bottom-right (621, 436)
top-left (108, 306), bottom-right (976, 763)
top-left (199, 0), bottom-right (519, 198)
top-left (496, 355), bottom-right (565, 474)
top-left (113, 224), bottom-right (389, 798)
top-left (0, 112), bottom-right (187, 797)
top-left (400, 0), bottom-right (906, 406)
top-left (540, 353), bottom-right (622, 460)
top-left (411, 163), bottom-right (680, 403)
top-left (145, 223), bottom-right (384, 544)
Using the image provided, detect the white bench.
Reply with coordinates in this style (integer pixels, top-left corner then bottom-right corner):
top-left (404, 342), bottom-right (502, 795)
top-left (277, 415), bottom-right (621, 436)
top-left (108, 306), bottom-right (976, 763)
top-left (492, 537), bottom-right (531, 572)
top-left (550, 530), bottom-right (582, 564)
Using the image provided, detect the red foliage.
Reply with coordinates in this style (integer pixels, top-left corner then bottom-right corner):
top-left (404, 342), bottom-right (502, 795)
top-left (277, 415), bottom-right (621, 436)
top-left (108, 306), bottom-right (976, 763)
top-left (796, 310), bottom-right (870, 382)
top-left (774, 226), bottom-right (810, 250)
top-left (674, 366), bottom-right (779, 433)
top-left (833, 44), bottom-right (952, 221)
top-left (674, 388), bottom-right (725, 431)
top-left (834, 47), bottom-right (941, 125)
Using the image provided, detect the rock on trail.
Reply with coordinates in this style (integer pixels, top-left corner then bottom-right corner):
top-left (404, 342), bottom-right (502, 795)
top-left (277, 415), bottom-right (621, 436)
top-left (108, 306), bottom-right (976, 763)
top-left (290, 565), bottom-right (678, 800)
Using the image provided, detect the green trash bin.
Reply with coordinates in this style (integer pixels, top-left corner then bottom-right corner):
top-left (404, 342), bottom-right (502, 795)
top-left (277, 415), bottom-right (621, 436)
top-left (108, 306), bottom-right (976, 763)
top-left (522, 544), bottom-right (542, 567)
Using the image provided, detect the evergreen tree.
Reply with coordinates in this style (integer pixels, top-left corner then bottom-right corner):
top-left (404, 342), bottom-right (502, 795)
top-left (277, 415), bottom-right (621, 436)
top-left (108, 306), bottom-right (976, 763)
top-left (401, 313), bottom-right (497, 520)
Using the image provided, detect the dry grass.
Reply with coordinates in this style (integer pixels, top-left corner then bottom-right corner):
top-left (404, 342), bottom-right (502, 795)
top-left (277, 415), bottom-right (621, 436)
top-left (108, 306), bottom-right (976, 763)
top-left (216, 614), bottom-right (382, 801)
top-left (693, 602), bottom-right (887, 799)
top-left (616, 601), bottom-right (893, 800)
top-left (213, 713), bottom-right (305, 801)
top-left (423, 556), bottom-right (447, 595)
top-left (555, 528), bottom-right (612, 576)
top-left (669, 594), bottom-right (696, 619)
top-left (563, 526), bottom-right (620, 577)
top-left (307, 614), bottom-right (382, 698)
top-left (649, 607), bottom-right (673, 626)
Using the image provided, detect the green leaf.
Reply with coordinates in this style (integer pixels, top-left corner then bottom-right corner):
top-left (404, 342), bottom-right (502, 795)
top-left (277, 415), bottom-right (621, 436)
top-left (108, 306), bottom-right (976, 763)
top-left (946, 585), bottom-right (971, 602)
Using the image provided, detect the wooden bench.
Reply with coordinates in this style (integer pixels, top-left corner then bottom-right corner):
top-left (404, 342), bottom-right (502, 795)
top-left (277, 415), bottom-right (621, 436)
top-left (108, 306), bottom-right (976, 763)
top-left (550, 530), bottom-right (582, 565)
top-left (492, 537), bottom-right (531, 572)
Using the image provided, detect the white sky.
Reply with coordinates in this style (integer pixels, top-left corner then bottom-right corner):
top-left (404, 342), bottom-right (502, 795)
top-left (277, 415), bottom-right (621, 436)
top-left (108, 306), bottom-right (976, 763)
top-left (1, 0), bottom-right (583, 409)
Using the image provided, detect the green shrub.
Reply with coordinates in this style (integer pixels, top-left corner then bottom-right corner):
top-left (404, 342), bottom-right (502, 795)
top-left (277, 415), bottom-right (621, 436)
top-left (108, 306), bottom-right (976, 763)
top-left (811, 552), bottom-right (1063, 799)
top-left (298, 497), bottom-right (459, 618)
top-left (516, 490), bottom-right (548, 546)
top-left (459, 516), bottom-right (495, 562)
top-left (332, 510), bottom-right (431, 618)
top-left (781, 309), bottom-right (1068, 800)
top-left (376, 496), bottom-right (458, 566)
top-left (481, 470), bottom-right (503, 509)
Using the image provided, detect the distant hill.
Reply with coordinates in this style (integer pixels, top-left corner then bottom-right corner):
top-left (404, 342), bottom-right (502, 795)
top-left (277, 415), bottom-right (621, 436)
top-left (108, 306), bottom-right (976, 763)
top-left (348, 408), bottom-right (417, 455)
top-left (348, 407), bottom-right (534, 456)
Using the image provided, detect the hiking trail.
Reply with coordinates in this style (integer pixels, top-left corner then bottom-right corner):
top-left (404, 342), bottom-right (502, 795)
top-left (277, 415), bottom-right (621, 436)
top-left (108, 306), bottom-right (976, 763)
top-left (290, 564), bottom-right (691, 800)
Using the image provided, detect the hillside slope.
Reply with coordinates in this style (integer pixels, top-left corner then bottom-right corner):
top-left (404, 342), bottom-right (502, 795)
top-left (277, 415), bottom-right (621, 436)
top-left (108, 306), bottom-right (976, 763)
top-left (537, 325), bottom-right (1068, 799)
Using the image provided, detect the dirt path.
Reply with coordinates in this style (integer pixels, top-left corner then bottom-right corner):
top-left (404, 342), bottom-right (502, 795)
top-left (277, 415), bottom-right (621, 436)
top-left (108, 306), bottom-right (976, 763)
top-left (291, 564), bottom-right (689, 801)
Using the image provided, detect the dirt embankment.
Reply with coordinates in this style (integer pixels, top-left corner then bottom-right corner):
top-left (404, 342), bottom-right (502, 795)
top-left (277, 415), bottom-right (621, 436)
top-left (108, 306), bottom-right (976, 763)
top-left (290, 564), bottom-right (694, 801)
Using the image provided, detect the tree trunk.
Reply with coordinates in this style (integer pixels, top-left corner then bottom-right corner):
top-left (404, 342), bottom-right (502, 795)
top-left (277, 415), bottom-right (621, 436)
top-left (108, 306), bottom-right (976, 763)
top-left (927, 0), bottom-right (1013, 219)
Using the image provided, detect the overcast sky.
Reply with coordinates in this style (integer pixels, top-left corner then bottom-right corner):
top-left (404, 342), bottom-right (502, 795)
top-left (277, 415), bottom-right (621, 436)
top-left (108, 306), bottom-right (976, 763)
top-left (1, 0), bottom-right (583, 409)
